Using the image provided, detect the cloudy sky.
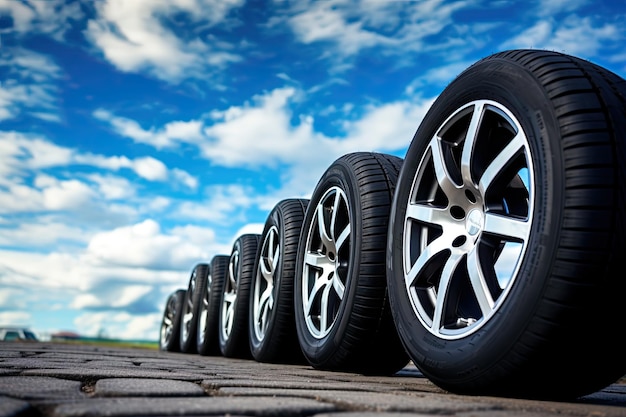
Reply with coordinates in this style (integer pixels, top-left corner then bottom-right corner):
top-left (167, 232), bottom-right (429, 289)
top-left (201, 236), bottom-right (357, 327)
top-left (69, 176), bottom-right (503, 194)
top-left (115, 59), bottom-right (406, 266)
top-left (1, 0), bottom-right (625, 341)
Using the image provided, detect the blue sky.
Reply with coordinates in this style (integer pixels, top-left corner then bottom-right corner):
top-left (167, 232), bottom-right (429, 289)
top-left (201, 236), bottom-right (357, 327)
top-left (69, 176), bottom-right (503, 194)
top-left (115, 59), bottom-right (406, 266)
top-left (1, 0), bottom-right (625, 341)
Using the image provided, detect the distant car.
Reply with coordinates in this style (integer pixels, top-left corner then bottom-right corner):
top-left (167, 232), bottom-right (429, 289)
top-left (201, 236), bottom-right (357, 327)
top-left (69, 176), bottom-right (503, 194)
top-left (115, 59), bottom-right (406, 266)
top-left (0, 327), bottom-right (38, 342)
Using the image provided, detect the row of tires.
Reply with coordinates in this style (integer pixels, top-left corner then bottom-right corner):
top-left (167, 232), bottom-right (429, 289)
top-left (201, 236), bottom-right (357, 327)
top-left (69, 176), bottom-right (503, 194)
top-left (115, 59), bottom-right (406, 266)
top-left (159, 49), bottom-right (626, 400)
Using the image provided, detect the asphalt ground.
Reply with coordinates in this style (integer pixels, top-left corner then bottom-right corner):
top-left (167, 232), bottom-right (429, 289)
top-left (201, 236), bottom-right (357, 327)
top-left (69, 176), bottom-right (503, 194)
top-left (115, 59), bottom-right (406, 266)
top-left (1, 342), bottom-right (625, 417)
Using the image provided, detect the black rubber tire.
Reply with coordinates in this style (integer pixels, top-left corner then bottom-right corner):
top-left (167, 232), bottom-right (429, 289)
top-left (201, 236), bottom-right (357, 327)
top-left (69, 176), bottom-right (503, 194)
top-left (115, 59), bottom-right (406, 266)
top-left (196, 255), bottom-right (229, 356)
top-left (387, 49), bottom-right (626, 400)
top-left (294, 152), bottom-right (409, 375)
top-left (159, 289), bottom-right (185, 352)
top-left (248, 198), bottom-right (309, 364)
top-left (179, 263), bottom-right (209, 354)
top-left (219, 234), bottom-right (261, 358)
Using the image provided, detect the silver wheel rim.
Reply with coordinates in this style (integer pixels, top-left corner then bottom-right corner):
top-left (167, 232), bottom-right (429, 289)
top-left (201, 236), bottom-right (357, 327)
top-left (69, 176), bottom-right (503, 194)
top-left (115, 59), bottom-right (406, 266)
top-left (253, 225), bottom-right (279, 341)
top-left (181, 271), bottom-right (197, 342)
top-left (221, 246), bottom-right (240, 341)
top-left (197, 272), bottom-right (212, 346)
top-left (301, 186), bottom-right (351, 339)
top-left (403, 99), bottom-right (534, 340)
top-left (160, 296), bottom-right (177, 347)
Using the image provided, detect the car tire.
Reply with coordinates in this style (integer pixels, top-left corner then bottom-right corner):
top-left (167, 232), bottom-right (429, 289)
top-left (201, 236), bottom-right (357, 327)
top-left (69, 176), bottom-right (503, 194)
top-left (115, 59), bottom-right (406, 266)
top-left (249, 198), bottom-right (309, 364)
top-left (294, 152), bottom-right (409, 375)
top-left (219, 234), bottom-right (261, 358)
top-left (159, 289), bottom-right (185, 352)
top-left (197, 255), bottom-right (229, 356)
top-left (179, 263), bottom-right (209, 353)
top-left (387, 49), bottom-right (626, 399)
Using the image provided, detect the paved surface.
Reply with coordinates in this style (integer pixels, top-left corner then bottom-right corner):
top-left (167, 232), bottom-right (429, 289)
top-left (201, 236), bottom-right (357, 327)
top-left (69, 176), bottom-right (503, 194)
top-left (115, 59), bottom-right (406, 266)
top-left (1, 342), bottom-right (625, 417)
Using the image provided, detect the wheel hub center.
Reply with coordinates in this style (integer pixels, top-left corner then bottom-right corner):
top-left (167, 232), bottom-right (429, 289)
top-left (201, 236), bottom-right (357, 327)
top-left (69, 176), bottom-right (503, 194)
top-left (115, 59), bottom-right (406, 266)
top-left (466, 209), bottom-right (484, 236)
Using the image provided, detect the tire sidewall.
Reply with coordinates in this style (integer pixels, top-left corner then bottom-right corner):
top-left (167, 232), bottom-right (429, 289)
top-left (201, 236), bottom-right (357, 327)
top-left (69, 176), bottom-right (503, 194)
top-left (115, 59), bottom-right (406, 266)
top-left (180, 265), bottom-right (207, 353)
top-left (295, 160), bottom-right (363, 367)
top-left (249, 206), bottom-right (284, 356)
top-left (219, 240), bottom-right (242, 355)
top-left (388, 57), bottom-right (565, 378)
top-left (220, 235), bottom-right (258, 358)
top-left (198, 255), bottom-right (228, 355)
top-left (160, 290), bottom-right (184, 351)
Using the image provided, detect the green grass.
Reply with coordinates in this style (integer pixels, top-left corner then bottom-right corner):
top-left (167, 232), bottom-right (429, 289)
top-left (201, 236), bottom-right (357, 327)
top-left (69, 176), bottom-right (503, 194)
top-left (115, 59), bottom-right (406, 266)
top-left (52, 338), bottom-right (159, 350)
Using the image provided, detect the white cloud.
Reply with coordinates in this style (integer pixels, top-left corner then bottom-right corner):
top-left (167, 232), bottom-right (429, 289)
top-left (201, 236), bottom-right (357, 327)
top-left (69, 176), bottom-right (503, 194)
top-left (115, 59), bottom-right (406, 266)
top-left (96, 85), bottom-right (433, 207)
top-left (176, 184), bottom-right (257, 223)
top-left (71, 285), bottom-right (152, 310)
top-left (37, 176), bottom-right (97, 211)
top-left (73, 311), bottom-right (162, 340)
top-left (0, 311), bottom-right (32, 327)
top-left (405, 61), bottom-right (473, 95)
top-left (0, 183), bottom-right (44, 213)
top-left (86, 174), bottom-right (136, 200)
top-left (501, 16), bottom-right (620, 57)
top-left (202, 87), bottom-right (323, 168)
top-left (287, 1), bottom-right (387, 56)
top-left (85, 0), bottom-right (244, 83)
top-left (0, 220), bottom-right (90, 248)
top-left (537, 0), bottom-right (590, 16)
top-left (93, 109), bottom-right (204, 149)
top-left (171, 169), bottom-right (199, 190)
top-left (0, 48), bottom-right (62, 122)
top-left (132, 157), bottom-right (168, 182)
top-left (0, 0), bottom-right (83, 39)
top-left (86, 219), bottom-right (212, 270)
top-left (0, 131), bottom-right (196, 195)
top-left (282, 0), bottom-right (470, 60)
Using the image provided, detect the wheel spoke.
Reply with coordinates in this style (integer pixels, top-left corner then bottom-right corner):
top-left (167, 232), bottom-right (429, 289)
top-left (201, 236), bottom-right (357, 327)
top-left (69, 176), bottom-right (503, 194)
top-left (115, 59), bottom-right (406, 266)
top-left (260, 256), bottom-right (273, 281)
top-left (304, 251), bottom-right (334, 269)
top-left (478, 131), bottom-right (525, 194)
top-left (182, 311), bottom-right (193, 326)
top-left (466, 246), bottom-right (495, 314)
top-left (484, 212), bottom-right (530, 242)
top-left (271, 244), bottom-right (280, 272)
top-left (257, 286), bottom-right (272, 333)
top-left (330, 191), bottom-right (342, 238)
top-left (431, 137), bottom-right (461, 195)
top-left (223, 291), bottom-right (236, 304)
top-left (406, 203), bottom-right (449, 226)
top-left (304, 273), bottom-right (329, 317)
top-left (316, 204), bottom-right (333, 250)
top-left (225, 304), bottom-right (234, 335)
top-left (431, 251), bottom-right (464, 333)
top-left (405, 235), bottom-right (450, 288)
top-left (332, 273), bottom-right (345, 299)
top-left (319, 280), bottom-right (333, 335)
top-left (268, 230), bottom-right (276, 262)
top-left (335, 224), bottom-right (350, 252)
top-left (460, 102), bottom-right (485, 185)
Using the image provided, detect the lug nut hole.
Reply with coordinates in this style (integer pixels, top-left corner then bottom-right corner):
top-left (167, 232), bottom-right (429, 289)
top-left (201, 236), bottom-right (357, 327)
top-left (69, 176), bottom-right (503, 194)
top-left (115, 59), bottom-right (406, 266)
top-left (452, 236), bottom-right (467, 247)
top-left (450, 206), bottom-right (466, 220)
top-left (465, 189), bottom-right (477, 203)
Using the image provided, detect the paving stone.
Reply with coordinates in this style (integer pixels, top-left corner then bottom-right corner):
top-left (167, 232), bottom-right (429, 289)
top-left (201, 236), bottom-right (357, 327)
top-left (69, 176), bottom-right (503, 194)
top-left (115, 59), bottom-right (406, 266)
top-left (0, 358), bottom-right (81, 370)
top-left (217, 387), bottom-right (492, 413)
top-left (21, 367), bottom-right (204, 382)
top-left (51, 396), bottom-right (337, 416)
top-left (0, 396), bottom-right (33, 417)
top-left (201, 377), bottom-right (395, 392)
top-left (2, 343), bottom-right (625, 417)
top-left (94, 378), bottom-right (205, 397)
top-left (312, 413), bottom-right (434, 417)
top-left (0, 376), bottom-right (84, 400)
